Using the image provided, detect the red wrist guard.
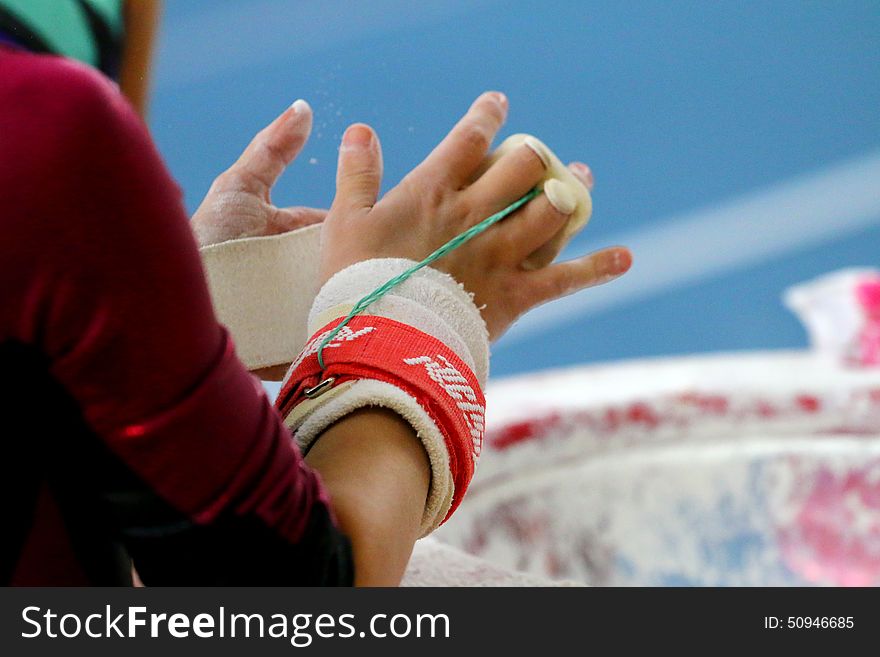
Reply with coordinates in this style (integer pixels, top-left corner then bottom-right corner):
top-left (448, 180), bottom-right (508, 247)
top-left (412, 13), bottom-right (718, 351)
top-left (276, 315), bottom-right (485, 524)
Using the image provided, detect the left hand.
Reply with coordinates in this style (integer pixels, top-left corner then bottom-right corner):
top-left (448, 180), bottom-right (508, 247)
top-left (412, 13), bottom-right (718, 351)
top-left (191, 99), bottom-right (326, 247)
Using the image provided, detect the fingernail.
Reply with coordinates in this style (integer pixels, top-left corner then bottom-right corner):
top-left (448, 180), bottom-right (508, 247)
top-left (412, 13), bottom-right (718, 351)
top-left (611, 249), bottom-right (632, 275)
top-left (544, 179), bottom-right (577, 215)
top-left (290, 98), bottom-right (310, 113)
top-left (571, 162), bottom-right (595, 189)
top-left (523, 136), bottom-right (551, 169)
top-left (341, 124), bottom-right (373, 150)
top-left (489, 91), bottom-right (508, 110)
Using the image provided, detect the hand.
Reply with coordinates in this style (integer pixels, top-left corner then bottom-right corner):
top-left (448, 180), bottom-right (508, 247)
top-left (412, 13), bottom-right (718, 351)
top-left (320, 91), bottom-right (632, 341)
top-left (191, 100), bottom-right (326, 248)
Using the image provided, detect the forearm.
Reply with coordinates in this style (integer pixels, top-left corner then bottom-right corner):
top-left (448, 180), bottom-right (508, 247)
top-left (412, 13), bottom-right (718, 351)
top-left (304, 408), bottom-right (430, 586)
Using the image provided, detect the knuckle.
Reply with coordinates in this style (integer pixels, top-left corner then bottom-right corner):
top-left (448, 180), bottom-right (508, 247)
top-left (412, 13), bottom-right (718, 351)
top-left (239, 168), bottom-right (271, 192)
top-left (497, 223), bottom-right (524, 257)
top-left (541, 197), bottom-right (570, 225)
top-left (343, 167), bottom-right (380, 190)
top-left (459, 123), bottom-right (491, 152)
top-left (506, 275), bottom-right (534, 311)
top-left (211, 169), bottom-right (240, 192)
top-left (258, 138), bottom-right (289, 169)
top-left (451, 193), bottom-right (475, 222)
top-left (462, 197), bottom-right (500, 236)
top-left (421, 177), bottom-right (449, 210)
top-left (405, 172), bottom-right (449, 213)
top-left (526, 272), bottom-right (565, 304)
top-left (551, 267), bottom-right (574, 294)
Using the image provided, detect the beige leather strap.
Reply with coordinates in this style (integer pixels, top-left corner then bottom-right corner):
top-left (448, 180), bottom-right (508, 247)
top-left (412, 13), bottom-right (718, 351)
top-left (200, 224), bottom-right (321, 371)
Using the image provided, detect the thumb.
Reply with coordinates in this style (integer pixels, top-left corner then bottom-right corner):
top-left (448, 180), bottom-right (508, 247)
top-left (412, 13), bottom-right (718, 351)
top-left (333, 123), bottom-right (383, 213)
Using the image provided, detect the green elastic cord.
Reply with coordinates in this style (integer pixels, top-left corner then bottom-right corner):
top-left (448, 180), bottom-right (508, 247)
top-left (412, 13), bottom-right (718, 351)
top-left (316, 187), bottom-right (543, 370)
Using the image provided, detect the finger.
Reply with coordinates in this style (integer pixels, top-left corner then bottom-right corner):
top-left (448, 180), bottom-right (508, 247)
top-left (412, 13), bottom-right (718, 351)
top-left (519, 246), bottom-right (632, 310)
top-left (466, 141), bottom-right (547, 215)
top-left (332, 123), bottom-right (383, 213)
top-left (228, 99), bottom-right (313, 196)
top-left (267, 206), bottom-right (327, 235)
top-left (568, 162), bottom-right (595, 191)
top-left (490, 192), bottom-right (570, 263)
top-left (415, 91), bottom-right (508, 188)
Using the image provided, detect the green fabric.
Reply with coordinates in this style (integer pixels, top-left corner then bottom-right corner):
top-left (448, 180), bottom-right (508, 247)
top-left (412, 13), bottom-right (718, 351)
top-left (0, 0), bottom-right (124, 65)
top-left (81, 0), bottom-right (123, 35)
top-left (2, 0), bottom-right (94, 64)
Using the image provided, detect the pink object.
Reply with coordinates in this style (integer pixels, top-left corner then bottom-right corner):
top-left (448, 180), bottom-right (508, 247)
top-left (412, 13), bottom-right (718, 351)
top-left (784, 269), bottom-right (880, 368)
top-left (776, 462), bottom-right (880, 587)
top-left (855, 278), bottom-right (880, 366)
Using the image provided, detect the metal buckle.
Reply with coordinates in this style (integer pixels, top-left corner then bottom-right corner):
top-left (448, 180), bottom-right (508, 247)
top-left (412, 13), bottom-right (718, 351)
top-left (304, 377), bottom-right (336, 399)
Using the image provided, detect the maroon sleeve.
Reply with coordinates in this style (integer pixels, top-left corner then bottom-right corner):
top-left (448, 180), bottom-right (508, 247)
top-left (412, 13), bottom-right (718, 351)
top-left (0, 49), bottom-right (352, 585)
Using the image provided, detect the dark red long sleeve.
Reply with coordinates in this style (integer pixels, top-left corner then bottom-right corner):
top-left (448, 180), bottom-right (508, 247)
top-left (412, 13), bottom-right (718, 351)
top-left (0, 48), bottom-right (353, 585)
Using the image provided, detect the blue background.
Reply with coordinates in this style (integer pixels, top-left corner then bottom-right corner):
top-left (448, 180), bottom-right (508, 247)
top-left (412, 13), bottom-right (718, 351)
top-left (150, 0), bottom-right (880, 378)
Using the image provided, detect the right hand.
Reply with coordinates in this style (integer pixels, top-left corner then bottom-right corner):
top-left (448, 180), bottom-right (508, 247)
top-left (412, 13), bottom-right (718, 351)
top-left (320, 91), bottom-right (632, 341)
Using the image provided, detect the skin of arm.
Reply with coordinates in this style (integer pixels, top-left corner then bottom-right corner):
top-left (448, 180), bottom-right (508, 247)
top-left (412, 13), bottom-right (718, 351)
top-left (119, 0), bottom-right (161, 117)
top-left (304, 409), bottom-right (429, 586)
